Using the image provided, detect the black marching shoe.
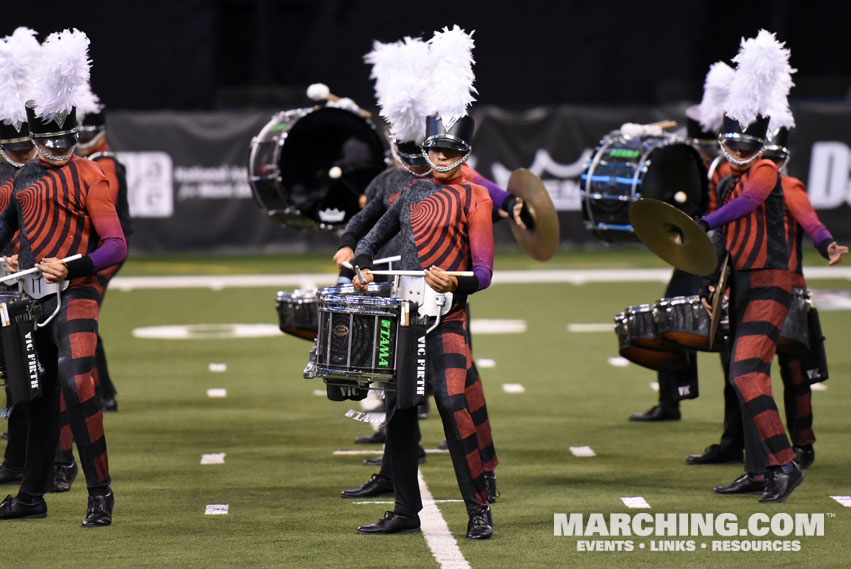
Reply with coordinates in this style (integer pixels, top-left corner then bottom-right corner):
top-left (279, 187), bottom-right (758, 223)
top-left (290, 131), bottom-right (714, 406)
top-left (355, 426), bottom-right (386, 445)
top-left (687, 444), bottom-right (744, 465)
top-left (82, 490), bottom-right (114, 527)
top-left (466, 506), bottom-right (493, 540)
top-left (357, 510), bottom-right (420, 534)
top-left (714, 473), bottom-right (765, 494)
top-left (49, 461), bottom-right (79, 493)
top-left (794, 445), bottom-right (815, 470)
top-left (341, 474), bottom-right (394, 499)
top-left (759, 464), bottom-right (803, 503)
top-left (628, 405), bottom-right (681, 422)
top-left (0, 463), bottom-right (24, 485)
top-left (483, 471), bottom-right (499, 503)
top-left (0, 495), bottom-right (47, 519)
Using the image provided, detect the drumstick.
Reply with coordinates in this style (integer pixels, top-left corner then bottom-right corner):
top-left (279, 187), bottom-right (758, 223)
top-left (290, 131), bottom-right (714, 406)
top-left (342, 261), bottom-right (472, 278)
top-left (647, 120), bottom-right (677, 129)
top-left (306, 83), bottom-right (372, 119)
top-left (0, 254), bottom-right (83, 284)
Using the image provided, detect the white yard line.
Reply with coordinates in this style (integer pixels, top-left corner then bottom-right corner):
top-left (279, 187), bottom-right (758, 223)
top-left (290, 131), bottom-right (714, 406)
top-left (418, 470), bottom-right (471, 569)
top-left (110, 267), bottom-right (851, 290)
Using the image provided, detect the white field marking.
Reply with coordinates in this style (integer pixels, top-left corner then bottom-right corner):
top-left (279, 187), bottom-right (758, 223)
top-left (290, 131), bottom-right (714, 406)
top-left (621, 496), bottom-right (651, 509)
top-left (133, 323), bottom-right (280, 340)
top-left (470, 319), bottom-right (527, 334)
top-left (111, 268), bottom-right (851, 291)
top-left (344, 410), bottom-right (386, 424)
top-left (502, 383), bottom-right (525, 393)
top-left (206, 388), bottom-right (227, 398)
top-left (418, 469), bottom-right (471, 569)
top-left (476, 358), bottom-right (496, 368)
top-left (608, 356), bottom-right (630, 367)
top-left (570, 446), bottom-right (597, 457)
top-left (312, 389), bottom-right (325, 396)
top-left (568, 323), bottom-right (614, 333)
top-left (333, 450), bottom-right (384, 456)
top-left (811, 289), bottom-right (851, 311)
top-left (811, 383), bottom-right (828, 392)
top-left (208, 363), bottom-right (227, 372)
top-left (352, 499), bottom-right (463, 505)
top-left (650, 382), bottom-right (660, 392)
top-left (200, 453), bottom-right (226, 465)
top-left (205, 504), bottom-right (229, 515)
top-left (830, 496), bottom-right (851, 507)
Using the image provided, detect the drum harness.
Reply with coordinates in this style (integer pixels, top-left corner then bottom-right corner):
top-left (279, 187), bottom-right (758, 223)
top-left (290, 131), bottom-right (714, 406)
top-left (0, 254), bottom-right (80, 328)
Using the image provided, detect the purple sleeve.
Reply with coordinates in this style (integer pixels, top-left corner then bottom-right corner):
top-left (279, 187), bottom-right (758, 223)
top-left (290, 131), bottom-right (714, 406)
top-left (89, 237), bottom-right (128, 272)
top-left (701, 161), bottom-right (778, 229)
top-left (464, 191), bottom-right (494, 292)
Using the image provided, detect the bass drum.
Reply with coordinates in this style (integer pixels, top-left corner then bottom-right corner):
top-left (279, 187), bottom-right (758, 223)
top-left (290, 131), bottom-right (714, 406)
top-left (580, 131), bottom-right (707, 243)
top-left (248, 107), bottom-right (388, 229)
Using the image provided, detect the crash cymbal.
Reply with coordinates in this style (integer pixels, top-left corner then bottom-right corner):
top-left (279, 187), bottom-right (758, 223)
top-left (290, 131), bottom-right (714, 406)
top-left (506, 168), bottom-right (559, 261)
top-left (628, 198), bottom-right (717, 275)
top-left (708, 254), bottom-right (730, 350)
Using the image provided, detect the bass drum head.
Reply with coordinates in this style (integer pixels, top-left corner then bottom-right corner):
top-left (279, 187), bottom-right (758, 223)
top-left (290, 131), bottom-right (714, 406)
top-left (639, 142), bottom-right (707, 218)
top-left (249, 107), bottom-right (388, 229)
top-left (279, 108), bottom-right (387, 228)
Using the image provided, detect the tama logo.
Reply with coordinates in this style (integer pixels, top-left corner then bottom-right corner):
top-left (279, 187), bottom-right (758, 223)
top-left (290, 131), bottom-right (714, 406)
top-left (378, 319), bottom-right (392, 367)
top-left (25, 331), bottom-right (38, 389)
top-left (416, 335), bottom-right (426, 396)
top-left (333, 324), bottom-right (349, 337)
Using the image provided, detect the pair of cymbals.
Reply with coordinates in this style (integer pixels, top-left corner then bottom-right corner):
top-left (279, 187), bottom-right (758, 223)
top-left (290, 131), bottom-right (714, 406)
top-left (506, 168), bottom-right (559, 261)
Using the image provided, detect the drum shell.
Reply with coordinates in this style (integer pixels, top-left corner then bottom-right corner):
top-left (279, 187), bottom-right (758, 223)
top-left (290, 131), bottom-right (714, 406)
top-left (654, 295), bottom-right (725, 352)
top-left (276, 289), bottom-right (319, 341)
top-left (614, 312), bottom-right (691, 372)
top-left (580, 132), bottom-right (708, 243)
top-left (248, 107), bottom-right (388, 230)
top-left (624, 304), bottom-right (667, 350)
top-left (314, 295), bottom-right (403, 382)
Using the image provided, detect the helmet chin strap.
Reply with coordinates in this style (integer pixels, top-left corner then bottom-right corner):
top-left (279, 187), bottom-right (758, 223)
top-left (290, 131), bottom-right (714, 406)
top-left (721, 144), bottom-right (763, 168)
top-left (422, 148), bottom-right (470, 173)
top-left (0, 147), bottom-right (27, 168)
top-left (391, 144), bottom-right (431, 177)
top-left (35, 143), bottom-right (75, 163)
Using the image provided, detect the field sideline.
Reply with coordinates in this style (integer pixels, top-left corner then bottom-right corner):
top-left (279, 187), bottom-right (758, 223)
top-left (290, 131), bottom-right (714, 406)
top-left (2, 250), bottom-right (849, 569)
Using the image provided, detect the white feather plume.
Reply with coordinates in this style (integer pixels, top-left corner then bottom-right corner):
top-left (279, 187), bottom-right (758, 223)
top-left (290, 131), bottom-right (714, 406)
top-left (423, 25), bottom-right (477, 127)
top-left (75, 81), bottom-right (102, 119)
top-left (724, 29), bottom-right (795, 132)
top-left (30, 28), bottom-right (91, 122)
top-left (697, 61), bottom-right (735, 132)
top-left (364, 36), bottom-right (430, 143)
top-left (0, 27), bottom-right (42, 128)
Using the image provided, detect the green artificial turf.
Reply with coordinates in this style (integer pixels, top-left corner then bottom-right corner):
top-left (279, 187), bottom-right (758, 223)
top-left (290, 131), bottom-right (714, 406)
top-left (2, 252), bottom-right (849, 568)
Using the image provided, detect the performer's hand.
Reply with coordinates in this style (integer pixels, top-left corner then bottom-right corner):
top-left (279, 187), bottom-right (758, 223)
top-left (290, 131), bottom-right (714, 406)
top-left (333, 247), bottom-right (354, 269)
top-left (701, 285), bottom-right (716, 318)
top-left (37, 257), bottom-right (69, 283)
top-left (3, 255), bottom-right (18, 273)
top-left (500, 197), bottom-right (528, 230)
top-left (424, 266), bottom-right (457, 293)
top-left (827, 241), bottom-right (848, 265)
top-left (353, 268), bottom-right (373, 292)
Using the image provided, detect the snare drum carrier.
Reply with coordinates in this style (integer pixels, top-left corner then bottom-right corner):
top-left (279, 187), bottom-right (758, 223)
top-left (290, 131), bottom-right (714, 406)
top-left (304, 276), bottom-right (452, 408)
top-left (0, 259), bottom-right (49, 406)
top-left (248, 106), bottom-right (388, 229)
top-left (581, 131), bottom-right (707, 243)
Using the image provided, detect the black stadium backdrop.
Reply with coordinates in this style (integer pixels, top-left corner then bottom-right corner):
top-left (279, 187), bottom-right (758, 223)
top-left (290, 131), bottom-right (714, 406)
top-left (5, 0), bottom-right (851, 254)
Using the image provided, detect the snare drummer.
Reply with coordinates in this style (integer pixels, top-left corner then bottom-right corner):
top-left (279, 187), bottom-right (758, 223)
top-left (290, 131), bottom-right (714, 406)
top-left (351, 27), bottom-right (495, 540)
top-left (695, 31), bottom-right (802, 503)
top-left (0, 30), bottom-right (126, 527)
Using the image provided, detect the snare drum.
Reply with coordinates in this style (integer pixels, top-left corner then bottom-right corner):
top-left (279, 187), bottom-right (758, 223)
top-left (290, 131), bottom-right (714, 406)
top-left (654, 295), bottom-right (728, 352)
top-left (310, 294), bottom-right (404, 383)
top-left (623, 304), bottom-right (667, 350)
top-left (248, 107), bottom-right (388, 229)
top-left (275, 289), bottom-right (319, 341)
top-left (778, 288), bottom-right (811, 355)
top-left (580, 132), bottom-right (707, 243)
top-left (614, 311), bottom-right (690, 372)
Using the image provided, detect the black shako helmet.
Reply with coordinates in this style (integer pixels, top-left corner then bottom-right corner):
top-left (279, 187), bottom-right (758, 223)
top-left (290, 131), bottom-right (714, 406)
top-left (421, 114), bottom-right (475, 172)
top-left (718, 114), bottom-right (769, 168)
top-left (26, 100), bottom-right (78, 160)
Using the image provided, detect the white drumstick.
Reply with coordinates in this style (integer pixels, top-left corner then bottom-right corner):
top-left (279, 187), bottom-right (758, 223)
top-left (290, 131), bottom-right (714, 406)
top-left (341, 261), bottom-right (472, 277)
top-left (0, 254), bottom-right (83, 284)
top-left (374, 255), bottom-right (401, 265)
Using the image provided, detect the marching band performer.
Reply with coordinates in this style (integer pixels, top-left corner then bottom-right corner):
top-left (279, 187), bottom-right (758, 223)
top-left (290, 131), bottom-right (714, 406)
top-left (352, 26), bottom-right (495, 539)
top-left (0, 29), bottom-right (126, 526)
top-left (696, 30), bottom-right (802, 502)
top-left (0, 26), bottom-right (40, 486)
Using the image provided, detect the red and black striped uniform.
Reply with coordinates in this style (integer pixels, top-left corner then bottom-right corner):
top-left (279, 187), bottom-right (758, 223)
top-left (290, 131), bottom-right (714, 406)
top-left (354, 175), bottom-right (493, 516)
top-left (703, 159), bottom-right (795, 469)
top-left (0, 155), bottom-right (126, 499)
